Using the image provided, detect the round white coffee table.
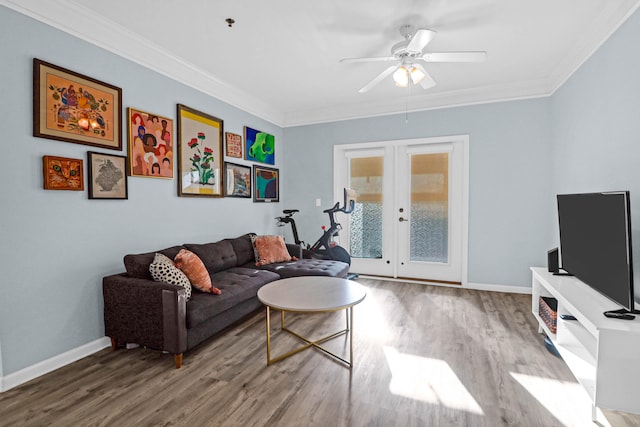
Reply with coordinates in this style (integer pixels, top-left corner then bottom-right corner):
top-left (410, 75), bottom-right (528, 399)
top-left (257, 276), bottom-right (367, 368)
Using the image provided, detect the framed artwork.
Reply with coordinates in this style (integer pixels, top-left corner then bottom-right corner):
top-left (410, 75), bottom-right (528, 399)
top-left (225, 132), bottom-right (243, 158)
top-left (33, 58), bottom-right (122, 150)
top-left (42, 155), bottom-right (84, 191)
top-left (127, 107), bottom-right (174, 179)
top-left (177, 104), bottom-right (224, 197)
top-left (253, 165), bottom-right (279, 202)
top-left (244, 126), bottom-right (275, 165)
top-left (87, 151), bottom-right (128, 199)
top-left (224, 162), bottom-right (251, 198)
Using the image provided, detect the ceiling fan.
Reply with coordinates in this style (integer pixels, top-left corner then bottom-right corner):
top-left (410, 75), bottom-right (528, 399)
top-left (340, 24), bottom-right (487, 93)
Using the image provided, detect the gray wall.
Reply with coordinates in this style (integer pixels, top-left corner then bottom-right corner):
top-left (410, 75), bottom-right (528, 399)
top-left (3, 3), bottom-right (640, 379)
top-left (283, 99), bottom-right (554, 288)
top-left (0, 6), bottom-right (282, 376)
top-left (550, 7), bottom-right (640, 300)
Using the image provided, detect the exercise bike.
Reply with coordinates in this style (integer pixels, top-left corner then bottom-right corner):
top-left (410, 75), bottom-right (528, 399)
top-left (276, 188), bottom-right (356, 267)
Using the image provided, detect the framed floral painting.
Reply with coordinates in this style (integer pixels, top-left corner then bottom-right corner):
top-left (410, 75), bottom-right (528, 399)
top-left (127, 107), bottom-right (174, 179)
top-left (33, 58), bottom-right (122, 150)
top-left (87, 151), bottom-right (128, 199)
top-left (42, 155), bottom-right (84, 191)
top-left (177, 104), bottom-right (224, 197)
top-left (224, 162), bottom-right (251, 198)
top-left (253, 165), bottom-right (279, 202)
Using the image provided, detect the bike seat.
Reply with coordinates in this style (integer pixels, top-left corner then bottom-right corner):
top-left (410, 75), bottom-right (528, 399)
top-left (282, 209), bottom-right (299, 214)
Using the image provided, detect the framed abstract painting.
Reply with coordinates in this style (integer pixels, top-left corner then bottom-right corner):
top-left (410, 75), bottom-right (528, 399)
top-left (224, 162), bottom-right (251, 198)
top-left (244, 126), bottom-right (275, 165)
top-left (177, 104), bottom-right (224, 197)
top-left (33, 58), bottom-right (122, 150)
top-left (253, 165), bottom-right (279, 202)
top-left (127, 108), bottom-right (174, 179)
top-left (42, 155), bottom-right (84, 191)
top-left (87, 151), bottom-right (128, 199)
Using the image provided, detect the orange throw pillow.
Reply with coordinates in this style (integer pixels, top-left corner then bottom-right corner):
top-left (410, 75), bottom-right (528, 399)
top-left (174, 249), bottom-right (221, 295)
top-left (252, 235), bottom-right (295, 266)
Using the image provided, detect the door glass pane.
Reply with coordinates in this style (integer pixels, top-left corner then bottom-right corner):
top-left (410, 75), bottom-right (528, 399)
top-left (410, 153), bottom-right (448, 263)
top-left (349, 156), bottom-right (383, 259)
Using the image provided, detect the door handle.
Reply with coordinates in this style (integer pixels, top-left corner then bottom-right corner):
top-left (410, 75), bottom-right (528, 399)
top-left (399, 217), bottom-right (408, 222)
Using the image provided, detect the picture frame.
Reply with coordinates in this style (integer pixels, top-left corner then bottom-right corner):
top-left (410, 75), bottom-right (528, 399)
top-left (253, 165), bottom-right (279, 202)
top-left (87, 151), bottom-right (128, 199)
top-left (127, 107), bottom-right (174, 179)
top-left (244, 126), bottom-right (275, 165)
top-left (224, 162), bottom-right (251, 198)
top-left (225, 132), bottom-right (243, 158)
top-left (177, 104), bottom-right (224, 197)
top-left (42, 155), bottom-right (84, 191)
top-left (33, 58), bottom-right (122, 150)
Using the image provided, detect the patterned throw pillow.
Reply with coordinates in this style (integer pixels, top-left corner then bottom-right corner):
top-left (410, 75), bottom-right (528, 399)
top-left (251, 235), bottom-right (296, 266)
top-left (149, 253), bottom-right (192, 300)
top-left (174, 249), bottom-right (221, 295)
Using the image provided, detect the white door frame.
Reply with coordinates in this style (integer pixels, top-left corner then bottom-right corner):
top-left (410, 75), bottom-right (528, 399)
top-left (333, 135), bottom-right (469, 286)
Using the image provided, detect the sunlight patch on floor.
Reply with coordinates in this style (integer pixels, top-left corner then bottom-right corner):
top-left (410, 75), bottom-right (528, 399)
top-left (510, 372), bottom-right (610, 427)
top-left (383, 346), bottom-right (483, 414)
top-left (357, 293), bottom-right (393, 341)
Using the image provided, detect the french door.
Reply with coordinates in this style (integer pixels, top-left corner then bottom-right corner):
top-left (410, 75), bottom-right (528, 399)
top-left (334, 136), bottom-right (468, 284)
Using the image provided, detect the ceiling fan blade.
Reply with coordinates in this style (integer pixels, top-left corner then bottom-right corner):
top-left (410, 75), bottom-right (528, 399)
top-left (421, 51), bottom-right (487, 62)
top-left (340, 56), bottom-right (397, 63)
top-left (358, 64), bottom-right (399, 93)
top-left (406, 29), bottom-right (436, 52)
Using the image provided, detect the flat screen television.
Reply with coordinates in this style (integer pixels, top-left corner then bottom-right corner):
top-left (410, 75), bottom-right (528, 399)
top-left (557, 191), bottom-right (637, 313)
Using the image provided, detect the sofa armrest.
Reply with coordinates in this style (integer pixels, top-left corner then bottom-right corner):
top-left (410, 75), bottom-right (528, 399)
top-left (286, 243), bottom-right (303, 259)
top-left (103, 273), bottom-right (187, 355)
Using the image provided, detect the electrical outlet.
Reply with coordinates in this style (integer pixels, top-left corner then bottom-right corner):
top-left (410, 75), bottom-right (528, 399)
top-left (316, 198), bottom-right (321, 207)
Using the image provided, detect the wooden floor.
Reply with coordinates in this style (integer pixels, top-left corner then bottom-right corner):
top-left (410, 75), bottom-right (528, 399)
top-left (2, 278), bottom-right (640, 427)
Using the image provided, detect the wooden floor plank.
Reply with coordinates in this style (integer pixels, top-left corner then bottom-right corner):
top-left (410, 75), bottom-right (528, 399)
top-left (1, 278), bottom-right (639, 426)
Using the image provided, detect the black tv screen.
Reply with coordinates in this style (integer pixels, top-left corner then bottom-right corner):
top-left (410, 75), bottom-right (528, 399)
top-left (557, 191), bottom-right (635, 312)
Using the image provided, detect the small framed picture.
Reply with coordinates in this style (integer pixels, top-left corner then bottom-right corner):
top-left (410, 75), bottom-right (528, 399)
top-left (244, 126), bottom-right (275, 165)
top-left (253, 165), bottom-right (279, 202)
top-left (127, 107), bottom-right (174, 179)
top-left (225, 132), bottom-right (243, 158)
top-left (224, 162), bottom-right (251, 198)
top-left (43, 155), bottom-right (84, 191)
top-left (87, 151), bottom-right (128, 199)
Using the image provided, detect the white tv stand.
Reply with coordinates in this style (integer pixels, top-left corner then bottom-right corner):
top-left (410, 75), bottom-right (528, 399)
top-left (530, 267), bottom-right (640, 418)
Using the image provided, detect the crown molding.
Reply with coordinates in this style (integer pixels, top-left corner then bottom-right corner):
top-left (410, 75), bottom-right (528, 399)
top-left (0, 0), bottom-right (284, 126)
top-left (545, 1), bottom-right (640, 94)
top-left (281, 78), bottom-right (555, 127)
top-left (3, 0), bottom-right (639, 129)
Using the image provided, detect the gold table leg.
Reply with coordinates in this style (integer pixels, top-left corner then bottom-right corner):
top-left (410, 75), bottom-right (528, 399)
top-left (264, 306), bottom-right (355, 368)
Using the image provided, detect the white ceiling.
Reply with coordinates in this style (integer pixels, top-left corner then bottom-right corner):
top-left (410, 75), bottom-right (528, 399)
top-left (5, 0), bottom-right (640, 127)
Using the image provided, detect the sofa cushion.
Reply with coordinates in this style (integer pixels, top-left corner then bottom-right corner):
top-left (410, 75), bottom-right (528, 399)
top-left (184, 241), bottom-right (237, 273)
top-left (185, 267), bottom-right (279, 328)
top-left (253, 258), bottom-right (349, 279)
top-left (224, 233), bottom-right (256, 266)
top-left (124, 245), bottom-right (184, 279)
top-left (174, 249), bottom-right (221, 294)
top-left (251, 235), bottom-right (295, 266)
top-left (148, 253), bottom-right (192, 300)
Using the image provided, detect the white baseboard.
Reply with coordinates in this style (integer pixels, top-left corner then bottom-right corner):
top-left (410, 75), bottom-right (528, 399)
top-left (357, 275), bottom-right (532, 295)
top-left (0, 337), bottom-right (111, 393)
top-left (466, 281), bottom-right (532, 294)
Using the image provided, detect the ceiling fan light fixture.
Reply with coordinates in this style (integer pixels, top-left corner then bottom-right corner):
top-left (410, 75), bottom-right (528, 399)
top-left (393, 66), bottom-right (409, 87)
top-left (410, 65), bottom-right (426, 85)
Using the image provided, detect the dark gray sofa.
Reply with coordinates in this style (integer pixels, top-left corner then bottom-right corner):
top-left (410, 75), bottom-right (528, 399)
top-left (102, 233), bottom-right (349, 368)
